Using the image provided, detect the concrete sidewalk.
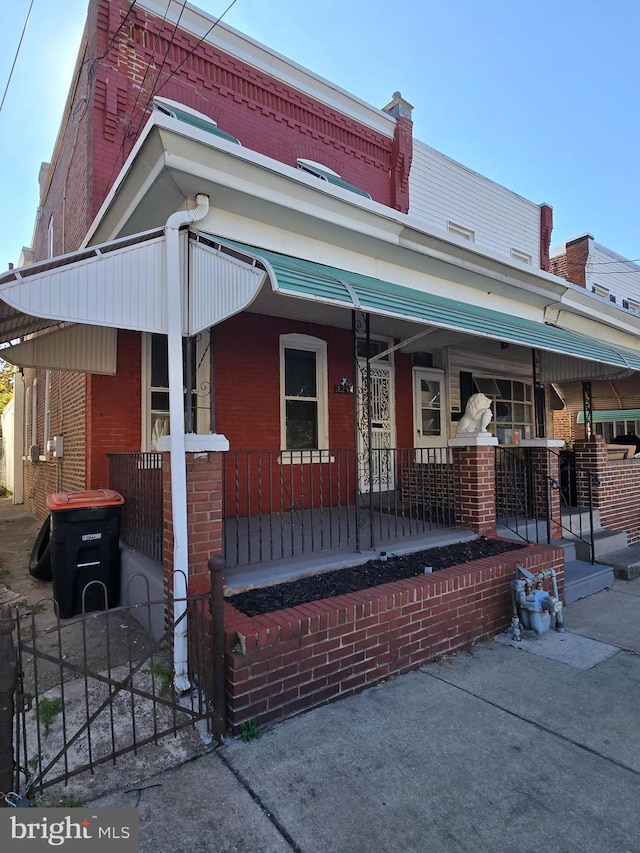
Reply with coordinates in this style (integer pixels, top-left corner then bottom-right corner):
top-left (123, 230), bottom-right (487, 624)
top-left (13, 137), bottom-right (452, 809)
top-left (91, 580), bottom-right (640, 853)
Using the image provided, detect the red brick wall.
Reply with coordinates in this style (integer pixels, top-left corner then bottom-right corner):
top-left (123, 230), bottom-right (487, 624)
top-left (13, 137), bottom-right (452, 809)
top-left (162, 451), bottom-right (225, 595)
top-left (86, 330), bottom-right (142, 489)
top-left (215, 315), bottom-right (428, 516)
top-left (215, 314), bottom-right (355, 451)
top-left (222, 543), bottom-right (563, 732)
top-left (89, 0), bottom-right (398, 224)
top-left (575, 437), bottom-right (640, 544)
top-left (552, 408), bottom-right (573, 445)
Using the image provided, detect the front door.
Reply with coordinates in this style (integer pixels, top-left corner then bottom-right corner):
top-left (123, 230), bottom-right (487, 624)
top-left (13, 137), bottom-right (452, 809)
top-left (357, 357), bottom-right (396, 494)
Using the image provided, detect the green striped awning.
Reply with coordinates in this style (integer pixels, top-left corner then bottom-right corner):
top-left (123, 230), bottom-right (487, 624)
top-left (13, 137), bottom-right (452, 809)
top-left (577, 409), bottom-right (640, 423)
top-left (208, 236), bottom-right (640, 372)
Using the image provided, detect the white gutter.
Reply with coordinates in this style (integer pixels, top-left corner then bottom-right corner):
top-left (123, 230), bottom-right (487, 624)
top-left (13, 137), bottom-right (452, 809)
top-left (165, 193), bottom-right (210, 693)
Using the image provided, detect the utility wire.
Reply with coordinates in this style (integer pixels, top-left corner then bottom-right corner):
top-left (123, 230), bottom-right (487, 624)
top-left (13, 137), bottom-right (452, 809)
top-left (123, 0), bottom-right (175, 135)
top-left (152, 0), bottom-right (240, 98)
top-left (0, 0), bottom-right (35, 115)
top-left (587, 258), bottom-right (640, 266)
top-left (106, 0), bottom-right (239, 189)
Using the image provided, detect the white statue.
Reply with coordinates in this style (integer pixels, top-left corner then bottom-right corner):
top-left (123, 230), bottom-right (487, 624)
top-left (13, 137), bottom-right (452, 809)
top-left (456, 393), bottom-right (493, 436)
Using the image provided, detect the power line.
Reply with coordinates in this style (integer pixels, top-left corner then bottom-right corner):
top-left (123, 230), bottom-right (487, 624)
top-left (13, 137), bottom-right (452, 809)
top-left (587, 258), bottom-right (640, 266)
top-left (0, 0), bottom-right (35, 115)
top-left (152, 0), bottom-right (240, 98)
top-left (105, 0), bottom-right (190, 189)
top-left (106, 0), bottom-right (240, 189)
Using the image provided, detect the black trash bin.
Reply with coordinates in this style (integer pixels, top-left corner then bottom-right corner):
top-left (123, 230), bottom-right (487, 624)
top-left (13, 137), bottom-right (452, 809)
top-left (45, 489), bottom-right (125, 619)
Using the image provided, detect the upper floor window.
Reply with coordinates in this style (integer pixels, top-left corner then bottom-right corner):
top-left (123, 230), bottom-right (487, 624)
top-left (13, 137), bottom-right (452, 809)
top-left (447, 221), bottom-right (475, 242)
top-left (591, 283), bottom-right (610, 299)
top-left (280, 334), bottom-right (328, 453)
top-left (296, 159), bottom-right (371, 199)
top-left (511, 248), bottom-right (532, 265)
top-left (47, 217), bottom-right (54, 258)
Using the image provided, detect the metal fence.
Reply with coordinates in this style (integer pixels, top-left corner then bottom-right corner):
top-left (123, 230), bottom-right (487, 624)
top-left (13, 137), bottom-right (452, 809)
top-left (109, 452), bottom-right (163, 563)
top-left (495, 446), bottom-right (598, 562)
top-left (107, 448), bottom-right (460, 571)
top-left (223, 447), bottom-right (459, 568)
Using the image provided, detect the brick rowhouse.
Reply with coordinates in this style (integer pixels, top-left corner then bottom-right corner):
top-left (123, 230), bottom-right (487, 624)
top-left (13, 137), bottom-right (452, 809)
top-left (25, 0), bottom-right (412, 517)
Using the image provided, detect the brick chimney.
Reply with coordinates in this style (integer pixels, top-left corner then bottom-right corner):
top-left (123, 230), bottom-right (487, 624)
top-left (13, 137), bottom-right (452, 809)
top-left (382, 92), bottom-right (413, 214)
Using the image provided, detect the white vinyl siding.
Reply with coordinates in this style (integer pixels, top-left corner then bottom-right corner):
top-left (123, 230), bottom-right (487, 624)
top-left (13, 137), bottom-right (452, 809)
top-left (586, 243), bottom-right (640, 308)
top-left (409, 141), bottom-right (541, 267)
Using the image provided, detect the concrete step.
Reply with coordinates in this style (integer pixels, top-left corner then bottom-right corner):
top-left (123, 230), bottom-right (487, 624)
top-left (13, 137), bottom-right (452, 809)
top-left (551, 539), bottom-right (577, 563)
top-left (598, 543), bottom-right (640, 581)
top-left (561, 507), bottom-right (602, 535)
top-left (495, 519), bottom-right (548, 543)
top-left (574, 529), bottom-right (628, 562)
top-left (564, 559), bottom-right (615, 604)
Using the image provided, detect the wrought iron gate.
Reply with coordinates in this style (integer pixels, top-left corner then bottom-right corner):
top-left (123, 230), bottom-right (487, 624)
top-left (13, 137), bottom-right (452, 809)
top-left (6, 578), bottom-right (222, 800)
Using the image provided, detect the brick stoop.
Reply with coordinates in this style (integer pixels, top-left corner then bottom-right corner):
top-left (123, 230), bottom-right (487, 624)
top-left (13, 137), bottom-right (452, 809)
top-left (221, 544), bottom-right (563, 733)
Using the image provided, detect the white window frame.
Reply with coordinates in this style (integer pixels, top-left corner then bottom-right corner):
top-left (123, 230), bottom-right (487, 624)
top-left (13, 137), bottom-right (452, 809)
top-left (47, 217), bottom-right (54, 259)
top-left (510, 248), bottom-right (532, 265)
top-left (23, 386), bottom-right (31, 458)
top-left (447, 221), bottom-right (475, 242)
top-left (41, 370), bottom-right (51, 461)
top-left (591, 283), bottom-right (610, 299)
top-left (142, 332), bottom-right (211, 451)
top-left (279, 333), bottom-right (329, 463)
top-left (24, 380), bottom-right (38, 461)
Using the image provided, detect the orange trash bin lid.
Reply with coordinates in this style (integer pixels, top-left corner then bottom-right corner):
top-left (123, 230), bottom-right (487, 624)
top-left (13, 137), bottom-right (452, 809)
top-left (46, 489), bottom-right (125, 511)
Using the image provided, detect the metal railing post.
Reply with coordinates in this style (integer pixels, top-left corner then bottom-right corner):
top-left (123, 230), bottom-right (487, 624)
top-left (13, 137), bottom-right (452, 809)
top-left (0, 604), bottom-right (17, 805)
top-left (208, 555), bottom-right (227, 744)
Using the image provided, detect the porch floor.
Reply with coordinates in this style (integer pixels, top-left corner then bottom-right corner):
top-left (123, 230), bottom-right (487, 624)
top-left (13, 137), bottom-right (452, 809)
top-left (225, 519), bottom-right (476, 594)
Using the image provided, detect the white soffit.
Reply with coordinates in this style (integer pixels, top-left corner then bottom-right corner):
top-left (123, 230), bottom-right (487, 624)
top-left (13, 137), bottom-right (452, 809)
top-left (1, 324), bottom-right (117, 374)
top-left (188, 237), bottom-right (266, 334)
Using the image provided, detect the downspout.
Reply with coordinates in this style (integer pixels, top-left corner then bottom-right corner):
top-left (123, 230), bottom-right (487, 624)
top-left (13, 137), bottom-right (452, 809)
top-left (165, 193), bottom-right (210, 692)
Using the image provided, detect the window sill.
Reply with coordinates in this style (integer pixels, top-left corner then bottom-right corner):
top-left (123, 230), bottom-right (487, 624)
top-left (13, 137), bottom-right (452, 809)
top-left (278, 451), bottom-right (335, 465)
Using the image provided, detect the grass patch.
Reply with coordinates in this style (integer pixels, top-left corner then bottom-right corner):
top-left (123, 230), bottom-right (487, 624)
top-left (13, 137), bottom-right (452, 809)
top-left (240, 719), bottom-right (262, 742)
top-left (143, 660), bottom-right (172, 696)
top-left (36, 696), bottom-right (63, 735)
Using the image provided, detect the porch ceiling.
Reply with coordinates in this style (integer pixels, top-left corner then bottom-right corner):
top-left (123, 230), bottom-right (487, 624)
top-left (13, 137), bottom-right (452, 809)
top-left (207, 235), bottom-right (640, 376)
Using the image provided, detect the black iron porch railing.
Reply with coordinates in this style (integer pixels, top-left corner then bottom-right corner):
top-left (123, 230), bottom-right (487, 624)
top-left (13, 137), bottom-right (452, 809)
top-left (107, 448), bottom-right (460, 570)
top-left (109, 452), bottom-right (163, 563)
top-left (223, 447), bottom-right (459, 569)
top-left (495, 446), bottom-right (598, 562)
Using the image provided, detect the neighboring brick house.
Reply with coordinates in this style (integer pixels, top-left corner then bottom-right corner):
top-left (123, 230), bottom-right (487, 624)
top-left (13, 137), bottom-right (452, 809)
top-left (550, 235), bottom-right (640, 446)
top-left (2, 0), bottom-right (640, 585)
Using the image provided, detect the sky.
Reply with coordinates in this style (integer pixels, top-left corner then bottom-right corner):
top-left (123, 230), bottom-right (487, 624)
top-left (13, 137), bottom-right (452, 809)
top-left (1, 0), bottom-right (639, 271)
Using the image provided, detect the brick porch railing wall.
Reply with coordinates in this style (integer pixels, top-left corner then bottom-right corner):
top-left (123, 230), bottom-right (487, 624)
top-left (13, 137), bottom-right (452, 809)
top-left (162, 451), bottom-right (225, 595)
top-left (451, 444), bottom-right (496, 534)
top-left (574, 436), bottom-right (640, 544)
top-left (222, 544), bottom-right (563, 733)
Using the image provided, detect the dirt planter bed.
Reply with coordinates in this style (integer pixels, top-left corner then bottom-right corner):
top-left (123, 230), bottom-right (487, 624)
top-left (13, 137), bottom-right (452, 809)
top-left (222, 543), bottom-right (564, 733)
